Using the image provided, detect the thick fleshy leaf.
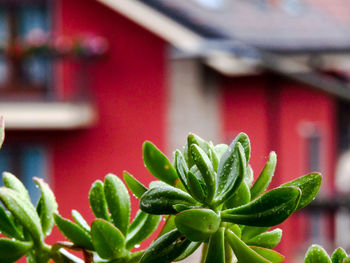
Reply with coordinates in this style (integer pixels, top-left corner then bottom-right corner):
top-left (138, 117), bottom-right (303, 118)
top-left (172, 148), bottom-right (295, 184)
top-left (140, 229), bottom-right (191, 263)
top-left (174, 241), bottom-right (201, 261)
top-left (0, 238), bottom-right (33, 261)
top-left (128, 210), bottom-right (147, 234)
top-left (190, 144), bottom-right (216, 202)
top-left (175, 208), bottom-right (220, 242)
top-left (281, 172), bottom-right (322, 210)
top-left (0, 116), bottom-right (4, 149)
top-left (123, 171), bottom-right (147, 199)
top-left (174, 150), bottom-right (189, 191)
top-left (140, 185), bottom-right (197, 215)
top-left (126, 212), bottom-right (161, 250)
top-left (215, 142), bottom-right (246, 205)
top-left (187, 171), bottom-right (207, 203)
top-left (205, 227), bottom-right (225, 263)
top-left (225, 229), bottom-right (270, 263)
top-left (89, 180), bottom-right (111, 221)
top-left (0, 205), bottom-right (23, 239)
top-left (2, 172), bottom-right (30, 201)
top-left (221, 187), bottom-right (301, 227)
top-left (225, 181), bottom-right (251, 209)
top-left (245, 228), bottom-right (282, 249)
top-left (250, 151), bottom-right (277, 200)
top-left (104, 174), bottom-right (130, 235)
top-left (33, 177), bottom-right (58, 236)
top-left (241, 226), bottom-right (270, 242)
top-left (208, 142), bottom-right (219, 172)
top-left (250, 246), bottom-right (285, 263)
top-left (331, 247), bottom-right (347, 263)
top-left (343, 257), bottom-right (350, 263)
top-left (142, 141), bottom-right (178, 186)
top-left (304, 245), bottom-right (331, 263)
top-left (54, 214), bottom-right (93, 250)
top-left (185, 133), bottom-right (211, 168)
top-left (72, 210), bottom-right (90, 232)
top-left (91, 219), bottom-right (126, 259)
top-left (0, 187), bottom-right (43, 244)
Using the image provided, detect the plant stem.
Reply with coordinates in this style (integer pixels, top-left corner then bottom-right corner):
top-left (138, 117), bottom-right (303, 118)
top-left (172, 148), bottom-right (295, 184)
top-left (200, 243), bottom-right (208, 263)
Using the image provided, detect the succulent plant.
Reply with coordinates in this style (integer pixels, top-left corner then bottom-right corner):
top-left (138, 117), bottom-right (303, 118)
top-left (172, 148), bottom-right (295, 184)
top-left (131, 133), bottom-right (322, 263)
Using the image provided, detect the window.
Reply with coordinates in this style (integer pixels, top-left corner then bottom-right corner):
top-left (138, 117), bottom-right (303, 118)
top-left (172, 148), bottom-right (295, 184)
top-left (0, 1), bottom-right (51, 98)
top-left (0, 144), bottom-right (48, 204)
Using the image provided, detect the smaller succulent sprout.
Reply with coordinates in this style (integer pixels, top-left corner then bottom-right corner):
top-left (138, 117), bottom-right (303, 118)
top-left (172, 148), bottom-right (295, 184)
top-left (331, 248), bottom-right (348, 263)
top-left (304, 245), bottom-right (331, 263)
top-left (304, 245), bottom-right (349, 263)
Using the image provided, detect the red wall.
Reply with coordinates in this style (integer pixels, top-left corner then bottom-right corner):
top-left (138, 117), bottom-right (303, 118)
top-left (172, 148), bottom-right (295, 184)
top-left (221, 76), bottom-right (336, 262)
top-left (220, 76), bottom-right (270, 174)
top-left (278, 84), bottom-right (336, 261)
top-left (49, 0), bottom-right (167, 240)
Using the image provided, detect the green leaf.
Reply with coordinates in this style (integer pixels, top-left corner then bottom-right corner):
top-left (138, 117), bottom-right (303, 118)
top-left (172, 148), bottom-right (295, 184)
top-left (0, 187), bottom-right (43, 244)
top-left (0, 205), bottom-right (23, 240)
top-left (215, 142), bottom-right (246, 205)
top-left (174, 150), bottom-right (189, 191)
top-left (190, 144), bottom-right (216, 202)
top-left (140, 185), bottom-right (197, 215)
top-left (241, 226), bottom-right (270, 242)
top-left (128, 210), bottom-right (147, 234)
top-left (208, 142), bottom-right (219, 172)
top-left (91, 219), bottom-right (126, 259)
top-left (142, 141), bottom-right (178, 186)
top-left (0, 116), bottom-right (4, 149)
top-left (123, 171), bottom-right (147, 199)
top-left (104, 174), bottom-right (130, 235)
top-left (126, 212), bottom-right (161, 250)
top-left (250, 246), bottom-right (285, 263)
top-left (225, 181), bottom-right (251, 209)
top-left (245, 228), bottom-right (282, 249)
top-left (250, 151), bottom-right (277, 200)
top-left (204, 227), bottom-right (225, 263)
top-left (185, 133), bottom-right (211, 168)
top-left (89, 180), bottom-right (111, 222)
top-left (2, 172), bottom-right (31, 201)
top-left (54, 214), bottom-right (93, 250)
top-left (281, 172), bottom-right (322, 210)
top-left (187, 171), bottom-right (207, 203)
top-left (0, 238), bottom-right (33, 261)
top-left (225, 229), bottom-right (270, 263)
top-left (221, 187), bottom-right (301, 227)
top-left (304, 244), bottom-right (331, 263)
top-left (140, 229), bottom-right (191, 263)
top-left (33, 177), bottom-right (58, 237)
top-left (72, 210), bottom-right (90, 232)
top-left (175, 208), bottom-right (220, 242)
top-left (174, 241), bottom-right (201, 261)
top-left (331, 247), bottom-right (347, 263)
top-left (343, 257), bottom-right (350, 263)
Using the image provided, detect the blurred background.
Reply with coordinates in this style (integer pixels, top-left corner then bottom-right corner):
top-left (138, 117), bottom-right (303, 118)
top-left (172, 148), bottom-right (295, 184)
top-left (1, 0), bottom-right (350, 262)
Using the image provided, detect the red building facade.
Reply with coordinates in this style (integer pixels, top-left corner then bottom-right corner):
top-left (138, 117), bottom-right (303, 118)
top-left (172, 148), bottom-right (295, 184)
top-left (1, 0), bottom-right (349, 262)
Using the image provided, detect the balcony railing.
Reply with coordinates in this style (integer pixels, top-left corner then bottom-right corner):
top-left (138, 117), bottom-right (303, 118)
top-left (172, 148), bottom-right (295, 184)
top-left (0, 34), bottom-right (108, 129)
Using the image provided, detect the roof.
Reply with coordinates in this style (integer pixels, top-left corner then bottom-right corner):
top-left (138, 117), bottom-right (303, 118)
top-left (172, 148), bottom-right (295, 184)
top-left (142, 0), bottom-right (350, 53)
top-left (97, 0), bottom-right (350, 100)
